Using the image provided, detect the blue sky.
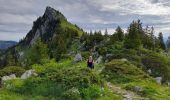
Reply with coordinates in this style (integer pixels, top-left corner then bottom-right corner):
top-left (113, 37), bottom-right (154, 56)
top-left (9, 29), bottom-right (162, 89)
top-left (1, 0), bottom-right (170, 41)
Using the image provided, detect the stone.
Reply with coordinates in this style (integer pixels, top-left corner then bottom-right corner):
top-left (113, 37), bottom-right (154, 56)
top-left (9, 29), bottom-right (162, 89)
top-left (147, 69), bottom-right (152, 74)
top-left (74, 53), bottom-right (82, 62)
top-left (95, 56), bottom-right (103, 64)
top-left (123, 94), bottom-right (132, 100)
top-left (154, 77), bottom-right (162, 84)
top-left (121, 58), bottom-right (128, 62)
top-left (133, 86), bottom-right (143, 93)
top-left (167, 83), bottom-right (170, 86)
top-left (21, 69), bottom-right (37, 79)
top-left (2, 74), bottom-right (16, 81)
top-left (106, 54), bottom-right (113, 58)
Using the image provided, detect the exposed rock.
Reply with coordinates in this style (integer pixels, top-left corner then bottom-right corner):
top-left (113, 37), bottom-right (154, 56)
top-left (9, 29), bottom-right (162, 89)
top-left (74, 53), bottom-right (82, 62)
top-left (2, 74), bottom-right (16, 81)
top-left (154, 77), bottom-right (162, 84)
top-left (147, 69), bottom-right (152, 74)
top-left (123, 94), bottom-right (132, 100)
top-left (106, 54), bottom-right (113, 58)
top-left (168, 83), bottom-right (170, 86)
top-left (121, 58), bottom-right (128, 62)
top-left (133, 86), bottom-right (143, 94)
top-left (21, 69), bottom-right (37, 79)
top-left (95, 56), bottom-right (103, 64)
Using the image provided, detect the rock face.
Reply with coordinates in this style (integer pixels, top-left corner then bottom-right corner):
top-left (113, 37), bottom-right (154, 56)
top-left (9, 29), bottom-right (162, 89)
top-left (95, 56), bottom-right (103, 64)
top-left (74, 53), bottom-right (82, 62)
top-left (20, 6), bottom-right (67, 46)
top-left (2, 74), bottom-right (16, 81)
top-left (21, 69), bottom-right (37, 79)
top-left (154, 77), bottom-right (162, 84)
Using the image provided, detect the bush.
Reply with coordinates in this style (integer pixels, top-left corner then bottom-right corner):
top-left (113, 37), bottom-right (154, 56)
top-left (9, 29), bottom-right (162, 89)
top-left (141, 52), bottom-right (170, 82)
top-left (101, 60), bottom-right (148, 84)
top-left (0, 66), bottom-right (25, 77)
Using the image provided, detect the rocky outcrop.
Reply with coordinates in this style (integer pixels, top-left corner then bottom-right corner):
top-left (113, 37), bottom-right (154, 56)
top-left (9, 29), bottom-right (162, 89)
top-left (21, 6), bottom-right (67, 46)
top-left (21, 69), bottom-right (37, 79)
top-left (74, 53), bottom-right (82, 62)
top-left (154, 77), bottom-right (162, 84)
top-left (2, 74), bottom-right (16, 81)
top-left (95, 56), bottom-right (103, 64)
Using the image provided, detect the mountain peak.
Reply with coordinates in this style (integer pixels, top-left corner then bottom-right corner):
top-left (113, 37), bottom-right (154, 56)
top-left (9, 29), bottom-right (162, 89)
top-left (43, 6), bottom-right (66, 21)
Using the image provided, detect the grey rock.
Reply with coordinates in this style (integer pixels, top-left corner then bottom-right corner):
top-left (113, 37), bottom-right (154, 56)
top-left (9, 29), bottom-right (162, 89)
top-left (123, 94), bottom-right (132, 100)
top-left (106, 54), bottom-right (113, 58)
top-left (21, 69), bottom-right (37, 79)
top-left (147, 69), bottom-right (152, 74)
top-left (2, 74), bottom-right (16, 81)
top-left (121, 58), bottom-right (128, 62)
top-left (133, 86), bottom-right (143, 93)
top-left (154, 77), bottom-right (162, 84)
top-left (74, 53), bottom-right (82, 62)
top-left (95, 56), bottom-right (103, 64)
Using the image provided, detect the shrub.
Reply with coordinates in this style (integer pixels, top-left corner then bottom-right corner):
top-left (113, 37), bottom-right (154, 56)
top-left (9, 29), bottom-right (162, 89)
top-left (0, 66), bottom-right (25, 77)
top-left (101, 60), bottom-right (148, 84)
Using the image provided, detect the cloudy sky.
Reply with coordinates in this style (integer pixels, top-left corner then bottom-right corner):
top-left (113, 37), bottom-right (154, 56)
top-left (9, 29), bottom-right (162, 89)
top-left (1, 0), bottom-right (170, 41)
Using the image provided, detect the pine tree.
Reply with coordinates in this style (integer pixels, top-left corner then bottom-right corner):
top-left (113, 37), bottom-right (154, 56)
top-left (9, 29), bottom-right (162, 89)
top-left (158, 32), bottom-right (166, 50)
top-left (115, 26), bottom-right (124, 41)
top-left (124, 21), bottom-right (141, 49)
top-left (104, 29), bottom-right (108, 37)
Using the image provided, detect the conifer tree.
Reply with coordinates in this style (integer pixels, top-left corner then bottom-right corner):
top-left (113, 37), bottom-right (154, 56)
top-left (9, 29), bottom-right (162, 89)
top-left (115, 26), bottom-right (124, 41)
top-left (124, 21), bottom-right (141, 49)
top-left (158, 32), bottom-right (166, 50)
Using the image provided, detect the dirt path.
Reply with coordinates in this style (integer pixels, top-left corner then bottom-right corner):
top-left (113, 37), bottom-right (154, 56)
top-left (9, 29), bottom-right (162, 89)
top-left (106, 82), bottom-right (149, 100)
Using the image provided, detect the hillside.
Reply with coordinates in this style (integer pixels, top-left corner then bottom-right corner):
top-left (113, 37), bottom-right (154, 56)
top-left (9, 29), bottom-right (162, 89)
top-left (0, 41), bottom-right (17, 50)
top-left (0, 7), bottom-right (170, 100)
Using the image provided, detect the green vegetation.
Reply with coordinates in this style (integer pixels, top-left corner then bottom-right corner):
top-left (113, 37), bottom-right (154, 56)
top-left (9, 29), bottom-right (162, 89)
top-left (0, 7), bottom-right (170, 99)
top-left (0, 60), bottom-right (121, 100)
top-left (101, 59), bottom-right (170, 100)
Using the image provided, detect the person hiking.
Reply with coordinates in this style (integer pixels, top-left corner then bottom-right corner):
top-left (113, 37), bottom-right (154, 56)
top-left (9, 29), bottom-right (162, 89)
top-left (87, 56), bottom-right (94, 69)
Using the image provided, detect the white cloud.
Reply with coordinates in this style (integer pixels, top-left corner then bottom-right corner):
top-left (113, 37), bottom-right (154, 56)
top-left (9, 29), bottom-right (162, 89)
top-left (97, 0), bottom-right (170, 16)
top-left (0, 0), bottom-right (170, 41)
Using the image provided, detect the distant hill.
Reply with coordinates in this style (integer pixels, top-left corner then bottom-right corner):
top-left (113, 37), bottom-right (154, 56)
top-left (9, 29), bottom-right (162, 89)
top-left (0, 41), bottom-right (17, 49)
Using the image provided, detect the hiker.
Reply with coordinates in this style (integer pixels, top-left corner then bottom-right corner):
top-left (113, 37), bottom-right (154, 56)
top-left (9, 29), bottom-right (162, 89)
top-left (87, 56), bottom-right (94, 69)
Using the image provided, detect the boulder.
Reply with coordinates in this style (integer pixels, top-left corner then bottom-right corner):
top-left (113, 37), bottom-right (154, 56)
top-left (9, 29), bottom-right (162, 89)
top-left (106, 54), bottom-right (113, 58)
top-left (95, 56), bottom-right (103, 64)
top-left (123, 94), bottom-right (132, 100)
top-left (2, 74), bottom-right (16, 81)
top-left (154, 77), bottom-right (162, 84)
top-left (121, 58), bottom-right (128, 62)
top-left (147, 69), bottom-right (152, 74)
top-left (74, 53), bottom-right (82, 62)
top-left (21, 69), bottom-right (37, 79)
top-left (133, 86), bottom-right (143, 94)
top-left (168, 83), bottom-right (170, 86)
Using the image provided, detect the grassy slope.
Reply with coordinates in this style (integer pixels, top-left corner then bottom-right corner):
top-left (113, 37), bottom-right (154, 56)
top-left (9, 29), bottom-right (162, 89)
top-left (60, 19), bottom-right (84, 36)
top-left (101, 59), bottom-right (170, 100)
top-left (0, 59), bottom-right (121, 100)
top-left (0, 59), bottom-right (170, 99)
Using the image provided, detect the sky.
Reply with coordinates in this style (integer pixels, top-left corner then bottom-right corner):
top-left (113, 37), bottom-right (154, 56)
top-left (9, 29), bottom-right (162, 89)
top-left (1, 0), bottom-right (170, 41)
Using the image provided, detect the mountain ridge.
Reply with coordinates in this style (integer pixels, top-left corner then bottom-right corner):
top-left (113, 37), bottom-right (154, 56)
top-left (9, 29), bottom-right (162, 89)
top-left (0, 40), bottom-right (17, 50)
